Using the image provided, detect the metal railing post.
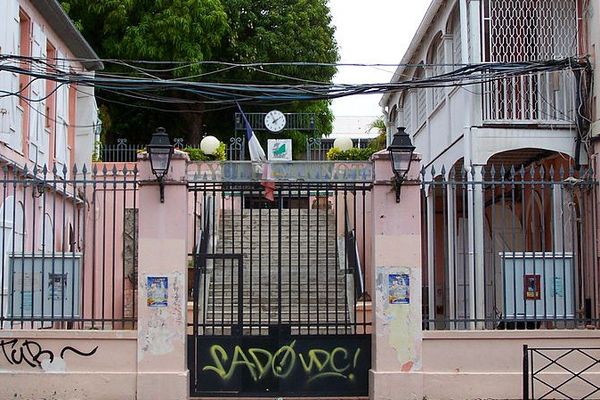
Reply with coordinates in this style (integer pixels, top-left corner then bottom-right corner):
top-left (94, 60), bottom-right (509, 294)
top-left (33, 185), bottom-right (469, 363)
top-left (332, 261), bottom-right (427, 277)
top-left (523, 344), bottom-right (529, 400)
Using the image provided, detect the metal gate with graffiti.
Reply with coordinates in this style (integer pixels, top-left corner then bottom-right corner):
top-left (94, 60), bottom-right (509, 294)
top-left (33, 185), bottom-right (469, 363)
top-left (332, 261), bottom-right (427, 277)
top-left (187, 161), bottom-right (373, 397)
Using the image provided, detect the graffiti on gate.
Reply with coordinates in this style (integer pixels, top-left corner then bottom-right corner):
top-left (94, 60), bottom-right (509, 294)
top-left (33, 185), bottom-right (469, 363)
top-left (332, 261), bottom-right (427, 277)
top-left (0, 338), bottom-right (98, 368)
top-left (202, 340), bottom-right (362, 383)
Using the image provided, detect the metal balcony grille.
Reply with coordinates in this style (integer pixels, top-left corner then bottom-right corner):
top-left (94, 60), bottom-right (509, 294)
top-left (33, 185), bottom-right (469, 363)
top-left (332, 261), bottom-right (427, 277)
top-left (481, 0), bottom-right (579, 124)
top-left (482, 0), bottom-right (578, 63)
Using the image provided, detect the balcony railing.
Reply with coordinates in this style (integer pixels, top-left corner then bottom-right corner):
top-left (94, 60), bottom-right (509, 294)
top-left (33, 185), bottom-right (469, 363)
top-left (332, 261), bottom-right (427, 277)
top-left (482, 70), bottom-right (576, 125)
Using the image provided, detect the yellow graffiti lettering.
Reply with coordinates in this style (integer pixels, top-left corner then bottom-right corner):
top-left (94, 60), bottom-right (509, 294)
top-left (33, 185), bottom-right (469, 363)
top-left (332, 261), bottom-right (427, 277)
top-left (230, 346), bottom-right (258, 381)
top-left (298, 349), bottom-right (330, 372)
top-left (272, 340), bottom-right (296, 378)
top-left (202, 345), bottom-right (229, 378)
top-left (201, 341), bottom-right (363, 384)
top-left (248, 348), bottom-right (273, 380)
top-left (330, 347), bottom-right (351, 373)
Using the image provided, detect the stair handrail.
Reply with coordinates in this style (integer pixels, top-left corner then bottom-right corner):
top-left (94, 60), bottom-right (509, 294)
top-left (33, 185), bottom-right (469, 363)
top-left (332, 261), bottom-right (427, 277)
top-left (344, 197), bottom-right (365, 299)
top-left (195, 196), bottom-right (214, 273)
top-left (192, 196), bottom-right (215, 337)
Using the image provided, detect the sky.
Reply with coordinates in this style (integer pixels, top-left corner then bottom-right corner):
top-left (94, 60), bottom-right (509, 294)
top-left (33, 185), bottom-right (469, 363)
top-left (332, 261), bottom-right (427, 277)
top-left (328, 0), bottom-right (431, 135)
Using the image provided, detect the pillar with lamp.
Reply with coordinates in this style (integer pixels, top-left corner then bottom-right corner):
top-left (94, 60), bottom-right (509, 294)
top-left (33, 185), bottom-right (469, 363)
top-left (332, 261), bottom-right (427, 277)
top-left (387, 127), bottom-right (416, 203)
top-left (147, 127), bottom-right (174, 203)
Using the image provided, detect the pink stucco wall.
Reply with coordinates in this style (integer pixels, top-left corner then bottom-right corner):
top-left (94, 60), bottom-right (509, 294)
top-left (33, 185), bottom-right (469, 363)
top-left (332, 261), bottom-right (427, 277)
top-left (0, 330), bottom-right (137, 400)
top-left (420, 330), bottom-right (600, 400)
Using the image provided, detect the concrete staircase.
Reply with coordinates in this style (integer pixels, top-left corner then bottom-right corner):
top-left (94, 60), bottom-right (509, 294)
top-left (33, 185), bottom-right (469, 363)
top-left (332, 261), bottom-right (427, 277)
top-left (199, 208), bottom-right (353, 335)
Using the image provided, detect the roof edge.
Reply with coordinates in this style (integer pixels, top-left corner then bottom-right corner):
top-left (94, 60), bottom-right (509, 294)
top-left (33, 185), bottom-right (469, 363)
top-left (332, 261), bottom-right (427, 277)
top-left (380, 0), bottom-right (445, 107)
top-left (33, 0), bottom-right (104, 71)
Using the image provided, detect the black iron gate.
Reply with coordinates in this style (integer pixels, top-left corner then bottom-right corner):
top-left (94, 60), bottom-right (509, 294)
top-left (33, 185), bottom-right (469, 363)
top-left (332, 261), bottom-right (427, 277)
top-left (187, 177), bottom-right (372, 397)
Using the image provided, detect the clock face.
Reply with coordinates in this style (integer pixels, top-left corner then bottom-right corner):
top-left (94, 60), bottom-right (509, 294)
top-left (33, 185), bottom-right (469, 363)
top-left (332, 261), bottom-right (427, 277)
top-left (264, 110), bottom-right (286, 132)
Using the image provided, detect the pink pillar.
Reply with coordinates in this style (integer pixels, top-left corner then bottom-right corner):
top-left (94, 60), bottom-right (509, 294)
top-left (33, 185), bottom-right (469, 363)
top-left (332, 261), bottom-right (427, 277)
top-left (369, 151), bottom-right (423, 400)
top-left (136, 151), bottom-right (189, 400)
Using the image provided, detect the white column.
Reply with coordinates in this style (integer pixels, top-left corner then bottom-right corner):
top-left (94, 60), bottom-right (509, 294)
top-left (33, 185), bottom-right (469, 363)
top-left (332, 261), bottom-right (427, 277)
top-left (467, 164), bottom-right (486, 329)
top-left (426, 188), bottom-right (435, 329)
top-left (446, 183), bottom-right (457, 329)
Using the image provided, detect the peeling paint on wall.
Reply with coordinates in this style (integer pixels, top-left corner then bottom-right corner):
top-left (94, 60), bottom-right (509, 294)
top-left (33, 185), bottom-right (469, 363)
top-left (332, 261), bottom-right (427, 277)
top-left (139, 271), bottom-right (185, 359)
top-left (376, 266), bottom-right (422, 371)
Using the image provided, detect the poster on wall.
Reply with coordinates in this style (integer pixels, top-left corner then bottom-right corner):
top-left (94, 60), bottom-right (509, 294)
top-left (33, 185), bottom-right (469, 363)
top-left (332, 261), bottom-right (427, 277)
top-left (147, 276), bottom-right (168, 307)
top-left (388, 273), bottom-right (410, 304)
top-left (524, 274), bottom-right (541, 300)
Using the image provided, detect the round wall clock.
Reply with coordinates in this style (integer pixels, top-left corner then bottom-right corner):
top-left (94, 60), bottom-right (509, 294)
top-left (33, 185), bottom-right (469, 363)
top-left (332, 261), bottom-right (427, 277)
top-left (264, 110), bottom-right (286, 133)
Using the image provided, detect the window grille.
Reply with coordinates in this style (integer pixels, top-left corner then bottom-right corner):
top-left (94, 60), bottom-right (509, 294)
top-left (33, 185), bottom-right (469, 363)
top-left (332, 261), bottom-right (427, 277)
top-left (483, 0), bottom-right (578, 62)
top-left (481, 0), bottom-right (578, 123)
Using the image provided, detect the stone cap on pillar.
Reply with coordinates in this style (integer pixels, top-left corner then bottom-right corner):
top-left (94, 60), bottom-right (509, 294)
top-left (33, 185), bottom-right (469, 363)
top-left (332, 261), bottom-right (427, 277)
top-left (371, 150), bottom-right (422, 183)
top-left (137, 149), bottom-right (190, 182)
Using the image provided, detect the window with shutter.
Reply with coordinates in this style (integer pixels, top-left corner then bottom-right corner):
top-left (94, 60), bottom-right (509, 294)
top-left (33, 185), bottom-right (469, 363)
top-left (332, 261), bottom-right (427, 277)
top-left (28, 23), bottom-right (47, 166)
top-left (432, 40), bottom-right (445, 107)
top-left (452, 11), bottom-right (462, 68)
top-left (55, 51), bottom-right (69, 171)
top-left (0, 0), bottom-right (21, 147)
top-left (403, 92), bottom-right (413, 134)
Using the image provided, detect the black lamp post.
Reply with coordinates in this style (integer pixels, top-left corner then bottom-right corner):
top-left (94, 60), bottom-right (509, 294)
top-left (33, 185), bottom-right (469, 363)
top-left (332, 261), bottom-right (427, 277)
top-left (387, 127), bottom-right (415, 203)
top-left (147, 127), bottom-right (174, 203)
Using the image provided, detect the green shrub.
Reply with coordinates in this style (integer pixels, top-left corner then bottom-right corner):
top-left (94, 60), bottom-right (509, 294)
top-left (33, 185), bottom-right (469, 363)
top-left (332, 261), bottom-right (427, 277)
top-left (326, 146), bottom-right (376, 161)
top-left (183, 143), bottom-right (226, 161)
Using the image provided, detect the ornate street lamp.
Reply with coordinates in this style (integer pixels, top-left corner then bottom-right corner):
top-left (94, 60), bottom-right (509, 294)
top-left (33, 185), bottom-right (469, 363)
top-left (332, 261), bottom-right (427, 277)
top-left (387, 127), bottom-right (415, 203)
top-left (147, 127), bottom-right (174, 203)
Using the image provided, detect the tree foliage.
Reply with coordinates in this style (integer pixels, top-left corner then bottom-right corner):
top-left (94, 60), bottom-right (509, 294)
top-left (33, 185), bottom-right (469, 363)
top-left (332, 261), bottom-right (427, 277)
top-left (61, 0), bottom-right (338, 147)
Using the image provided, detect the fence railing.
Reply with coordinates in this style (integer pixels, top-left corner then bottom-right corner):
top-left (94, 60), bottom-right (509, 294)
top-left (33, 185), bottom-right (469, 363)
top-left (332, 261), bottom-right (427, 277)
top-left (98, 136), bottom-right (377, 163)
top-left (482, 70), bottom-right (576, 124)
top-left (187, 181), bottom-right (372, 336)
top-left (0, 163), bottom-right (138, 330)
top-left (421, 163), bottom-right (598, 330)
top-left (306, 138), bottom-right (373, 161)
top-left (97, 140), bottom-right (145, 163)
top-left (523, 345), bottom-right (600, 400)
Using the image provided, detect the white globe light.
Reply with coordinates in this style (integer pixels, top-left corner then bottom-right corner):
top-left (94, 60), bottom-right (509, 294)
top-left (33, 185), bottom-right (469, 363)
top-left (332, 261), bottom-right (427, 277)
top-left (333, 136), bottom-right (353, 151)
top-left (200, 135), bottom-right (220, 155)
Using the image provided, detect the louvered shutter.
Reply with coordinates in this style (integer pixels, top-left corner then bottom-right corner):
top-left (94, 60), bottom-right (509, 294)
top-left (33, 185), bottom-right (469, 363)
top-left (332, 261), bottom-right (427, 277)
top-left (0, 0), bottom-right (20, 144)
top-left (28, 23), bottom-right (46, 165)
top-left (55, 50), bottom-right (69, 169)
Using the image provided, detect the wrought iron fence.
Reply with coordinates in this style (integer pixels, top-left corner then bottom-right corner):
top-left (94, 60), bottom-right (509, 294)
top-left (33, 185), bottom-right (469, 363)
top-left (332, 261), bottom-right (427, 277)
top-left (187, 181), bottom-right (372, 336)
top-left (97, 139), bottom-right (144, 163)
top-left (523, 345), bottom-right (600, 400)
top-left (306, 137), bottom-right (373, 161)
top-left (421, 163), bottom-right (598, 330)
top-left (0, 163), bottom-right (138, 330)
top-left (97, 137), bottom-right (246, 162)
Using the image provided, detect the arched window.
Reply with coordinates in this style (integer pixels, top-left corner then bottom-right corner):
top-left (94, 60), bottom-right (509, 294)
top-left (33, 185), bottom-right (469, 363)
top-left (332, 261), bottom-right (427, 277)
top-left (389, 105), bottom-right (398, 128)
top-left (41, 213), bottom-right (53, 253)
top-left (428, 33), bottom-right (445, 107)
top-left (0, 196), bottom-right (25, 255)
top-left (415, 65), bottom-right (427, 126)
top-left (451, 8), bottom-right (462, 68)
top-left (402, 92), bottom-right (413, 134)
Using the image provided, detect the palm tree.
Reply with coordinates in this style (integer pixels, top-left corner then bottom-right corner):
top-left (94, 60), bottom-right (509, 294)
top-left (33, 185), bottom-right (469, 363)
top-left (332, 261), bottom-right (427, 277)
top-left (368, 116), bottom-right (387, 151)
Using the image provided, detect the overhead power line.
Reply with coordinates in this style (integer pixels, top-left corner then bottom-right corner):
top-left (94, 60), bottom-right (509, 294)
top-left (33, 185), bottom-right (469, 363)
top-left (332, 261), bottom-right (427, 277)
top-left (0, 55), bottom-right (590, 107)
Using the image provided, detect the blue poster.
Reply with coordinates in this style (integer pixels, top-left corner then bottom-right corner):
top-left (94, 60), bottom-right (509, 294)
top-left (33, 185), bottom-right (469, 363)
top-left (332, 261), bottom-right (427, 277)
top-left (388, 273), bottom-right (410, 304)
top-left (147, 276), bottom-right (168, 307)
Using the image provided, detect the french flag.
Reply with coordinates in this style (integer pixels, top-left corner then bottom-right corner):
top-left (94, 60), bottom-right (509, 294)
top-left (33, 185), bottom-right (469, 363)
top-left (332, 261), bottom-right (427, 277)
top-left (236, 102), bottom-right (276, 202)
